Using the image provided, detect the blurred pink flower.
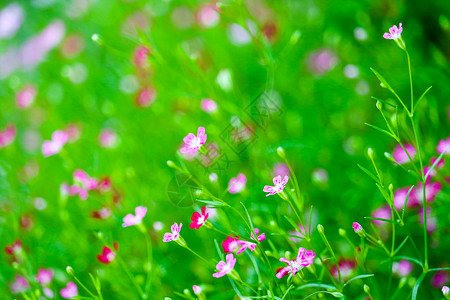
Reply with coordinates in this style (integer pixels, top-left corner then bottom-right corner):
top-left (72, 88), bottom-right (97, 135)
top-left (273, 163), bottom-right (290, 177)
top-left (16, 85), bottom-right (37, 109)
top-left (133, 45), bottom-right (151, 68)
top-left (9, 275), bottom-right (29, 294)
top-left (60, 282), bottom-right (78, 299)
top-left (99, 128), bottom-right (119, 148)
top-left (331, 259), bottom-right (355, 280)
top-left (135, 86), bottom-right (156, 107)
top-left (383, 23), bottom-right (403, 40)
top-left (213, 253), bottom-right (236, 278)
top-left (307, 48), bottom-right (338, 75)
top-left (222, 236), bottom-right (240, 253)
top-left (196, 4), bottom-right (220, 28)
top-left (193, 285), bottom-right (202, 295)
top-left (414, 182), bottom-right (442, 204)
top-left (263, 175), bottom-right (288, 196)
top-left (430, 157), bottom-right (445, 169)
top-left (437, 137), bottom-right (450, 155)
top-left (5, 239), bottom-right (22, 256)
top-left (180, 127), bottom-right (207, 154)
top-left (200, 98), bottom-right (218, 113)
top-left (393, 187), bottom-right (415, 210)
top-left (442, 286), bottom-right (449, 296)
top-left (190, 207), bottom-right (209, 229)
top-left (392, 143), bottom-right (416, 164)
top-left (97, 244), bottom-right (118, 264)
top-left (352, 222), bottom-right (363, 233)
top-left (392, 260), bottom-right (413, 277)
top-left (228, 173), bottom-right (247, 194)
top-left (276, 247), bottom-right (315, 279)
top-left (122, 206), bottom-right (147, 227)
top-left (418, 208), bottom-right (437, 233)
top-left (431, 271), bottom-right (449, 288)
top-left (60, 34), bottom-right (84, 58)
top-left (370, 206), bottom-right (391, 225)
top-left (163, 222), bottom-right (182, 242)
top-left (91, 207), bottom-right (112, 219)
top-left (36, 268), bottom-right (54, 285)
top-left (0, 124), bottom-right (16, 148)
top-left (42, 130), bottom-right (68, 157)
top-left (65, 124), bottom-right (81, 143)
top-left (74, 169), bottom-right (98, 190)
top-left (0, 3), bottom-right (24, 39)
top-left (236, 228), bottom-right (266, 255)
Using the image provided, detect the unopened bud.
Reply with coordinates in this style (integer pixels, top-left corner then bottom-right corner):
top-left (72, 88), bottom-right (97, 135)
top-left (352, 222), bottom-right (366, 237)
top-left (376, 101), bottom-right (382, 110)
top-left (368, 148), bottom-right (374, 159)
top-left (66, 266), bottom-right (74, 276)
top-left (277, 147), bottom-right (286, 159)
top-left (183, 289), bottom-right (190, 296)
top-left (364, 284), bottom-right (371, 294)
top-left (380, 83), bottom-right (387, 89)
top-left (442, 286), bottom-right (450, 298)
top-left (384, 152), bottom-right (394, 161)
top-left (331, 292), bottom-right (344, 298)
top-left (166, 160), bottom-right (176, 168)
top-left (289, 30), bottom-right (301, 45)
top-left (389, 184), bottom-right (394, 193)
top-left (338, 228), bottom-right (346, 237)
top-left (317, 224), bottom-right (324, 234)
top-left (91, 34), bottom-right (104, 47)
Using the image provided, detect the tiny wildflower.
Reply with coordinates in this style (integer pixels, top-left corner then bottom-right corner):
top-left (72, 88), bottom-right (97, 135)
top-left (331, 259), bottom-right (355, 280)
top-left (16, 85), bottom-right (37, 109)
top-left (35, 268), bottom-right (54, 285)
top-left (122, 206), bottom-right (147, 227)
top-left (383, 23), bottom-right (405, 50)
top-left (0, 124), bottom-right (16, 148)
top-left (60, 282), bottom-right (78, 299)
top-left (276, 247), bottom-right (315, 279)
top-left (192, 285), bottom-right (202, 295)
top-left (190, 207), bottom-right (209, 229)
top-left (227, 173), bottom-right (247, 194)
top-left (352, 222), bottom-right (366, 237)
top-left (99, 128), bottom-right (119, 148)
top-left (213, 253), bottom-right (236, 278)
top-left (9, 275), bottom-right (30, 294)
top-left (222, 236), bottom-right (240, 253)
top-left (236, 228), bottom-right (266, 255)
top-left (263, 175), bottom-right (289, 197)
top-left (180, 127), bottom-right (207, 154)
top-left (163, 222), bottom-right (183, 242)
top-left (392, 260), bottom-right (413, 277)
top-left (442, 286), bottom-right (449, 297)
top-left (437, 137), bottom-right (450, 155)
top-left (201, 98), bottom-right (218, 113)
top-left (42, 130), bottom-right (68, 157)
top-left (91, 207), bottom-right (112, 219)
top-left (97, 244), bottom-right (118, 264)
top-left (392, 143), bottom-right (416, 164)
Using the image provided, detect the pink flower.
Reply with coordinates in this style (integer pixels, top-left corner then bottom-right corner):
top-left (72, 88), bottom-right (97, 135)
top-left (394, 186), bottom-right (418, 209)
top-left (263, 175), bottom-right (289, 196)
top-left (97, 177), bottom-right (112, 193)
top-left (437, 137), bottom-right (450, 155)
top-left (392, 143), bottom-right (416, 164)
top-left (5, 239), bottom-right (22, 256)
top-left (133, 45), bottom-right (151, 68)
top-left (9, 275), bottom-right (29, 294)
top-left (16, 85), bottom-right (37, 109)
top-left (443, 286), bottom-right (449, 295)
top-left (430, 157), bottom-right (445, 169)
top-left (383, 23), bottom-right (403, 40)
top-left (0, 124), bottom-right (16, 148)
top-left (213, 253), bottom-right (236, 278)
top-left (418, 208), bottom-right (437, 233)
top-left (431, 271), bottom-right (449, 288)
top-left (163, 222), bottom-right (182, 242)
top-left (370, 206), bottom-right (391, 225)
top-left (276, 247), bottom-right (315, 279)
top-left (273, 163), bottom-right (290, 177)
top-left (200, 98), bottom-right (218, 113)
top-left (190, 207), bottom-right (209, 229)
top-left (97, 244), bottom-right (118, 264)
top-left (65, 124), bottom-right (81, 143)
top-left (60, 282), bottom-right (78, 299)
top-left (99, 128), bottom-right (118, 148)
top-left (42, 130), bottom-right (68, 157)
top-left (122, 206), bottom-right (147, 227)
top-left (135, 86), bottom-right (156, 107)
top-left (236, 228), bottom-right (266, 255)
top-left (352, 222), bottom-right (362, 233)
top-left (227, 173), bottom-right (247, 194)
top-left (74, 169), bottom-right (98, 190)
top-left (331, 259), bottom-right (355, 280)
top-left (414, 182), bottom-right (442, 204)
top-left (193, 285), bottom-right (202, 295)
top-left (196, 4), bottom-right (220, 28)
top-left (35, 268), bottom-right (54, 285)
top-left (180, 127), bottom-right (207, 154)
top-left (392, 260), bottom-right (413, 277)
top-left (222, 236), bottom-right (240, 253)
top-left (307, 48), bottom-right (338, 75)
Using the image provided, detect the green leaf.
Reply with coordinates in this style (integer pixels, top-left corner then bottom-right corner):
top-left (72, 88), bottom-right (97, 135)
top-left (284, 216), bottom-right (306, 237)
top-left (429, 267), bottom-right (450, 272)
top-left (357, 164), bottom-right (380, 183)
top-left (401, 185), bottom-right (415, 221)
top-left (294, 283), bottom-right (337, 291)
top-left (365, 123), bottom-right (394, 138)
top-left (412, 272), bottom-right (427, 300)
top-left (370, 68), bottom-right (391, 89)
top-left (343, 274), bottom-right (374, 287)
top-left (364, 216), bottom-right (397, 224)
top-left (196, 199), bottom-right (230, 207)
top-left (392, 256), bottom-right (424, 268)
top-left (425, 151), bottom-right (445, 180)
top-left (413, 86), bottom-right (432, 113)
top-left (393, 236), bottom-right (410, 255)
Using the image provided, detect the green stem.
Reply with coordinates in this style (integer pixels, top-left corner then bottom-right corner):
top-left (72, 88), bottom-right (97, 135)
top-left (117, 256), bottom-right (145, 299)
top-left (143, 233), bottom-right (153, 298)
top-left (406, 50), bottom-right (414, 112)
top-left (71, 274), bottom-right (99, 299)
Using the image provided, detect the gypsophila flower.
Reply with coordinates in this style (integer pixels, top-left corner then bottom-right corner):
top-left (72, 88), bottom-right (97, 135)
top-left (276, 247), bottom-right (315, 279)
top-left (193, 285), bottom-right (202, 295)
top-left (60, 282), bottom-right (78, 299)
top-left (352, 222), bottom-right (366, 237)
top-left (42, 130), bottom-right (68, 157)
top-left (9, 275), bottom-right (29, 294)
top-left (180, 127), bottom-right (207, 154)
top-left (122, 206), bottom-right (147, 227)
top-left (392, 143), bottom-right (416, 164)
top-left (442, 286), bottom-right (449, 296)
top-left (236, 228), bottom-right (266, 255)
top-left (383, 23), bottom-right (405, 50)
top-left (97, 243), bottom-right (118, 264)
top-left (227, 173), bottom-right (247, 194)
top-left (263, 175), bottom-right (289, 197)
top-left (163, 222), bottom-right (182, 242)
top-left (222, 236), bottom-right (240, 253)
top-left (190, 207), bottom-right (209, 229)
top-left (213, 253), bottom-right (236, 278)
top-left (437, 136), bottom-right (450, 155)
top-left (35, 268), bottom-right (54, 285)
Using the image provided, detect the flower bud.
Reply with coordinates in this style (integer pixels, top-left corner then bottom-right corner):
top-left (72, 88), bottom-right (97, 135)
top-left (193, 285), bottom-right (202, 295)
top-left (91, 34), bottom-right (104, 47)
top-left (166, 160), bottom-right (176, 168)
top-left (183, 289), bottom-right (190, 296)
top-left (289, 30), bottom-right (301, 45)
top-left (317, 224), bottom-right (324, 234)
top-left (66, 266), bottom-right (74, 276)
top-left (384, 152), bottom-right (395, 162)
top-left (277, 147), bottom-right (286, 159)
top-left (338, 228), bottom-right (346, 237)
top-left (443, 286), bottom-right (450, 296)
top-left (364, 284), bottom-right (371, 294)
top-left (376, 101), bottom-right (382, 110)
top-left (331, 292), bottom-right (344, 298)
top-left (380, 82), bottom-right (387, 89)
top-left (352, 222), bottom-right (366, 238)
top-left (389, 184), bottom-right (394, 193)
top-left (367, 148), bottom-right (374, 159)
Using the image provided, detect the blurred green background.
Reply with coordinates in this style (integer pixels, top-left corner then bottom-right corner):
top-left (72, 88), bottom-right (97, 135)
top-left (1, 0), bottom-right (449, 299)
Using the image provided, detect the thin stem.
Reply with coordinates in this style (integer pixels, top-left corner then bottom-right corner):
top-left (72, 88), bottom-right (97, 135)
top-left (71, 275), bottom-right (99, 299)
top-left (421, 179), bottom-right (428, 271)
top-left (406, 50), bottom-right (414, 113)
top-left (184, 245), bottom-right (214, 267)
top-left (143, 233), bottom-right (153, 298)
top-left (117, 256), bottom-right (145, 299)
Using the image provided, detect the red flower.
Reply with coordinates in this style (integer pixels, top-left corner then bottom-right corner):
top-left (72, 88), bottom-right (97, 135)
top-left (97, 243), bottom-right (118, 264)
top-left (5, 240), bottom-right (22, 255)
top-left (189, 207), bottom-right (209, 229)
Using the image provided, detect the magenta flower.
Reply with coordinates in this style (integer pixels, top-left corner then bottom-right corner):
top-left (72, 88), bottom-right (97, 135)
top-left (0, 124), bottom-right (16, 148)
top-left (383, 23), bottom-right (403, 40)
top-left (331, 259), bottom-right (355, 280)
top-left (352, 222), bottom-right (362, 233)
top-left (9, 275), bottom-right (29, 294)
top-left (180, 127), bottom-right (207, 154)
top-left (42, 130), bottom-right (69, 157)
top-left (273, 163), bottom-right (290, 177)
top-left (190, 207), bottom-right (209, 229)
top-left (370, 206), bottom-right (391, 225)
top-left (437, 137), bottom-right (450, 155)
top-left (236, 228), bottom-right (266, 255)
top-left (213, 253), bottom-right (236, 278)
top-left (133, 45), bottom-right (151, 68)
top-left (201, 98), bottom-right (218, 113)
top-left (228, 173), bottom-right (247, 194)
top-left (393, 187), bottom-right (416, 210)
top-left (16, 85), bottom-right (37, 109)
top-left (276, 247), bottom-right (316, 279)
top-left (122, 206), bottom-right (147, 227)
top-left (193, 285), bottom-right (202, 295)
top-left (222, 236), bottom-right (240, 253)
top-left (35, 268), bottom-right (54, 285)
top-left (97, 245), bottom-right (117, 264)
top-left (431, 271), bottom-right (449, 288)
top-left (99, 128), bottom-right (119, 148)
top-left (263, 175), bottom-right (289, 196)
top-left (163, 222), bottom-right (182, 242)
top-left (414, 182), bottom-right (442, 204)
top-left (60, 282), bottom-right (78, 299)
top-left (392, 259), bottom-right (413, 277)
top-left (392, 143), bottom-right (416, 164)
top-left (135, 86), bottom-right (156, 107)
